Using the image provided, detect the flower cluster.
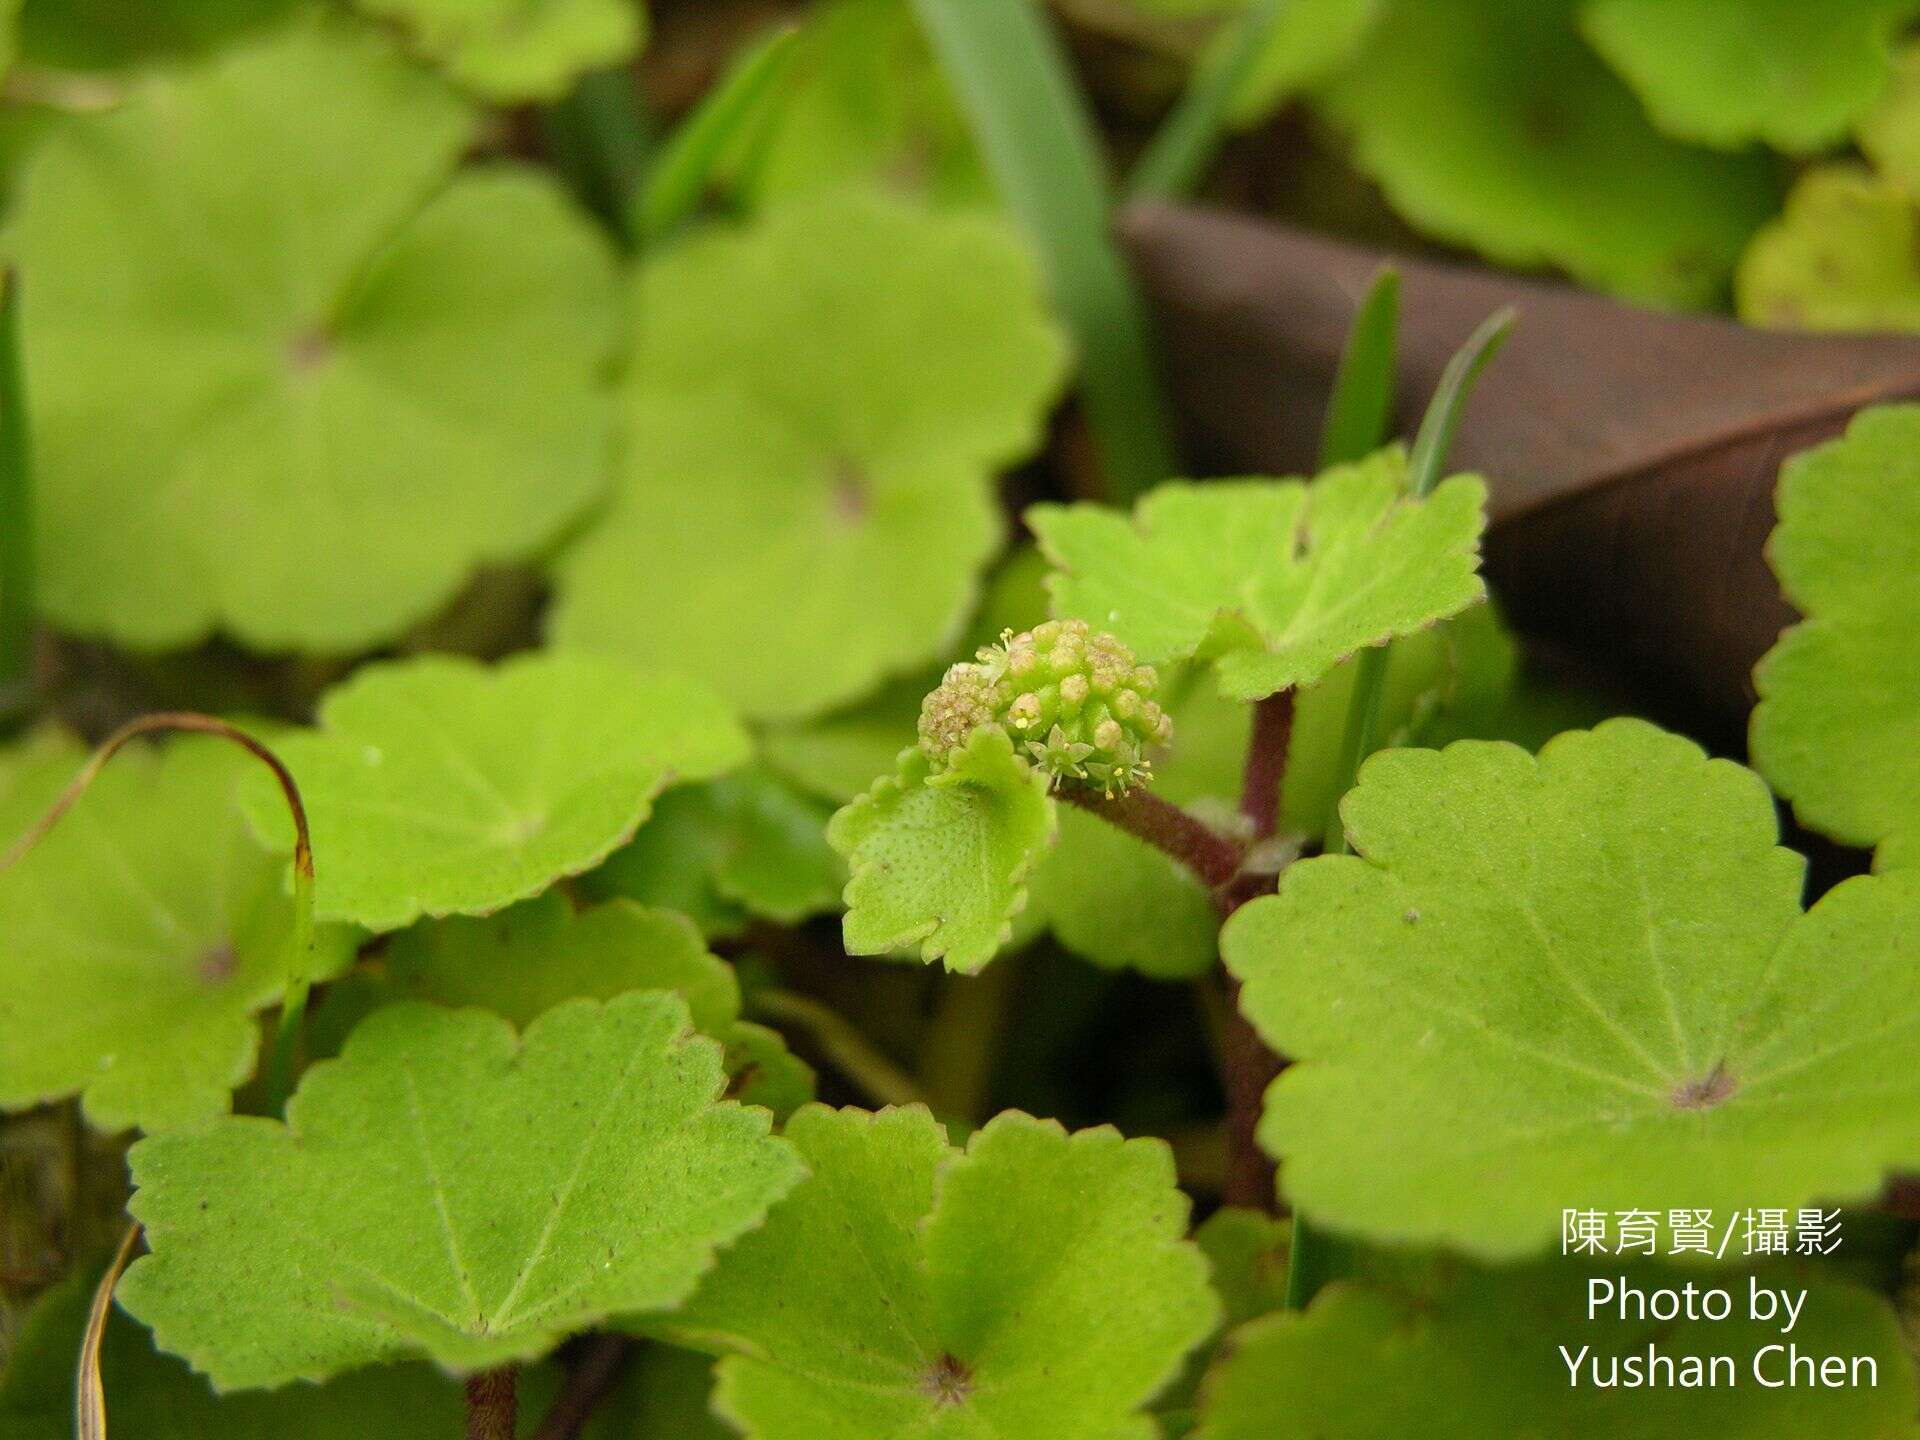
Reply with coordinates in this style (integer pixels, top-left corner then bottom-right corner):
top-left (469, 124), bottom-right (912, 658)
top-left (918, 620), bottom-right (1171, 795)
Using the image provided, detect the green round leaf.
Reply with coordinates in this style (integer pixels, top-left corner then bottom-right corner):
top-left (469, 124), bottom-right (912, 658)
top-left (1752, 405), bottom-right (1920, 869)
top-left (1228, 0), bottom-right (1383, 124)
top-left (1579, 0), bottom-right (1920, 153)
top-left (0, 731), bottom-right (355, 1133)
top-left (1314, 0), bottom-right (1778, 306)
top-left (1224, 719), bottom-right (1920, 1256)
top-left (549, 191), bottom-right (1068, 721)
top-left (311, 893), bottom-right (815, 1118)
top-left (666, 1105), bottom-right (1220, 1440)
top-left (1197, 1257), bottom-right (1918, 1438)
top-left (723, 1019), bottom-right (818, 1123)
top-left (244, 652), bottom-right (749, 931)
top-left (5, 17), bottom-right (618, 652)
top-left (1031, 450), bottom-right (1488, 700)
top-left (828, 728), bottom-right (1056, 974)
top-left (352, 0), bottom-right (646, 101)
top-left (119, 993), bottom-right (807, 1386)
top-left (1738, 167), bottom-right (1920, 331)
top-left (314, 893), bottom-right (741, 1041)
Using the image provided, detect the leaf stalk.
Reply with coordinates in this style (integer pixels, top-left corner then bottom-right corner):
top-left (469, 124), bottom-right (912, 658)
top-left (1238, 690), bottom-right (1295, 842)
top-left (531, 1336), bottom-right (630, 1440)
top-left (465, 1367), bottom-right (518, 1440)
top-left (1057, 785), bottom-right (1244, 893)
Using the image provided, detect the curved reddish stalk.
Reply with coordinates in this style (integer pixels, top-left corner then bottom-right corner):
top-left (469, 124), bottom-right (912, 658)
top-left (1, 712), bottom-right (317, 1112)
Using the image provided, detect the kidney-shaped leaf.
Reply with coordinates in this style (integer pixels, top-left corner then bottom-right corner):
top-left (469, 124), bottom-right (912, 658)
top-left (1223, 718), bottom-right (1920, 1256)
top-left (666, 1105), bottom-right (1219, 1440)
top-left (311, 894), bottom-right (736, 1041)
top-left (1314, 0), bottom-right (1778, 307)
top-left (0, 732), bottom-right (354, 1133)
top-left (244, 652), bottom-right (749, 932)
top-left (1752, 404), bottom-right (1920, 871)
top-left (827, 729), bottom-right (1055, 974)
top-left (1580, 0), bottom-right (1920, 153)
top-left (1858, 42), bottom-right (1920, 194)
top-left (740, 0), bottom-right (989, 209)
top-left (1030, 450), bottom-right (1487, 700)
top-left (1737, 167), bottom-right (1920, 332)
top-left (549, 191), bottom-right (1068, 721)
top-left (119, 993), bottom-right (806, 1387)
top-left (310, 894), bottom-right (815, 1119)
top-left (4, 18), bottom-right (618, 652)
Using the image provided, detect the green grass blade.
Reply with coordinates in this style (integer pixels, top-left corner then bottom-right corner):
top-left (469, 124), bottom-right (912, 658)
top-left (1317, 267), bottom-right (1401, 469)
top-left (1406, 306), bottom-right (1515, 499)
top-left (1127, 0), bottom-right (1287, 201)
top-left (911, 0), bottom-right (1180, 501)
top-left (1291, 301), bottom-right (1511, 1312)
top-left (634, 26), bottom-right (801, 245)
top-left (1321, 304), bottom-right (1514, 861)
top-left (0, 269), bottom-right (35, 733)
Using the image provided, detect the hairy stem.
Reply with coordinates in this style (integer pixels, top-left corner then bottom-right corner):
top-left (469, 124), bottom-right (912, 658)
top-left (466, 1368), bottom-right (518, 1440)
top-left (1220, 978), bottom-right (1281, 1209)
top-left (1059, 786), bottom-right (1244, 892)
top-left (751, 989), bottom-right (930, 1110)
top-left (1238, 690), bottom-right (1294, 842)
top-left (1219, 691), bottom-right (1297, 1210)
top-left (532, 1335), bottom-right (630, 1440)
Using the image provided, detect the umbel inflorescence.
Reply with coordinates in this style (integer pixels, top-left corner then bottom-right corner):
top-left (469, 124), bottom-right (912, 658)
top-left (918, 620), bottom-right (1172, 795)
